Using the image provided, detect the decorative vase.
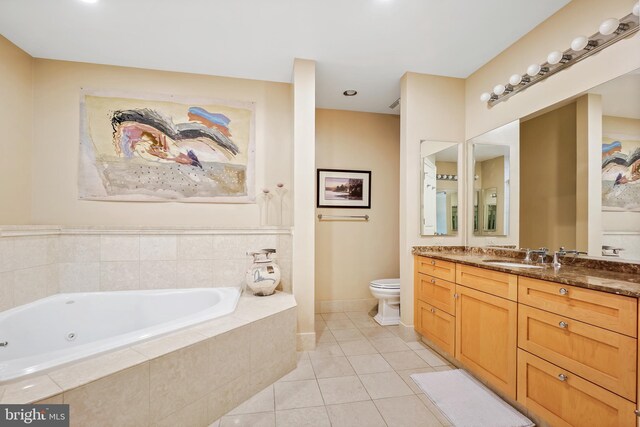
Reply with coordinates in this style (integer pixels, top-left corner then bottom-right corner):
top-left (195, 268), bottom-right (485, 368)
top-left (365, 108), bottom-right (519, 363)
top-left (245, 249), bottom-right (281, 296)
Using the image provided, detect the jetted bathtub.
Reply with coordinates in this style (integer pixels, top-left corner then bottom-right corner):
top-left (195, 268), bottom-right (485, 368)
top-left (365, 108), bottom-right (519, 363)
top-left (0, 287), bottom-right (241, 383)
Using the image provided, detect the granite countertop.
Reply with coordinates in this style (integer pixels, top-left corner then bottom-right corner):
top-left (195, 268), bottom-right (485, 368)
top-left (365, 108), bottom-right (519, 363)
top-left (412, 246), bottom-right (640, 298)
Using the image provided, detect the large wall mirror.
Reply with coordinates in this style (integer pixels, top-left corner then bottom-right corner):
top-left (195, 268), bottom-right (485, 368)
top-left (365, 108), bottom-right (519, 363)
top-left (420, 141), bottom-right (460, 236)
top-left (518, 68), bottom-right (640, 261)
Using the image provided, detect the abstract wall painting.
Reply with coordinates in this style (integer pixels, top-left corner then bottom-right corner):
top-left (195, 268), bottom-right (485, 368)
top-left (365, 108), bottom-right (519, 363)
top-left (79, 91), bottom-right (255, 202)
top-left (602, 133), bottom-right (640, 211)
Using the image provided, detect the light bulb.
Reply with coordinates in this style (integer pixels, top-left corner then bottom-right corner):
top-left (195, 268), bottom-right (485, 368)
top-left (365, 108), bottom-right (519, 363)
top-left (480, 92), bottom-right (491, 102)
top-left (527, 64), bottom-right (541, 77)
top-left (571, 36), bottom-right (589, 51)
top-left (599, 18), bottom-right (620, 36)
top-left (547, 51), bottom-right (563, 65)
top-left (509, 74), bottom-right (522, 86)
top-left (633, 2), bottom-right (639, 16)
top-left (493, 84), bottom-right (506, 96)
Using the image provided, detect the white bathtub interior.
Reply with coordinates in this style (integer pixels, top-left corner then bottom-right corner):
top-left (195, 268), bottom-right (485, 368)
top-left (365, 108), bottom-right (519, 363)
top-left (0, 287), bottom-right (241, 383)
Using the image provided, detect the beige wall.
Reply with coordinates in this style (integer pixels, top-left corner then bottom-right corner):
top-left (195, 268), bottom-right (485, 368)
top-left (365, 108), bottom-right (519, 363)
top-left (315, 109), bottom-right (400, 302)
top-left (0, 35), bottom-right (33, 224)
top-left (30, 59), bottom-right (293, 227)
top-left (520, 102), bottom-right (577, 250)
top-left (465, 0), bottom-right (640, 140)
top-left (400, 72), bottom-right (465, 326)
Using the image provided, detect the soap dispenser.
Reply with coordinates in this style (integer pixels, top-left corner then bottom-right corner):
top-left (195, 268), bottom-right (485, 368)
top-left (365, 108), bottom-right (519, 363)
top-left (245, 249), bottom-right (281, 296)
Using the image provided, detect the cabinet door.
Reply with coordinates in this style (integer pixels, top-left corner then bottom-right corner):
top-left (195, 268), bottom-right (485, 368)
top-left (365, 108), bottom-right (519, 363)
top-left (416, 300), bottom-right (455, 356)
top-left (518, 277), bottom-right (637, 337)
top-left (415, 273), bottom-right (456, 315)
top-left (518, 350), bottom-right (636, 427)
top-left (518, 305), bottom-right (637, 401)
top-left (455, 285), bottom-right (517, 399)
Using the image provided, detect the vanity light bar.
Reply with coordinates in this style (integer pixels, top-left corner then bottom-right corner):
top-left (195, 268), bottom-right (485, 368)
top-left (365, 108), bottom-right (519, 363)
top-left (436, 174), bottom-right (457, 181)
top-left (482, 11), bottom-right (639, 107)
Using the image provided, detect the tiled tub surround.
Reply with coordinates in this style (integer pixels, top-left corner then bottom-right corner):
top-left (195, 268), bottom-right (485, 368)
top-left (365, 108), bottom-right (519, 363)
top-left (412, 246), bottom-right (640, 296)
top-left (0, 226), bottom-right (292, 312)
top-left (0, 292), bottom-right (297, 427)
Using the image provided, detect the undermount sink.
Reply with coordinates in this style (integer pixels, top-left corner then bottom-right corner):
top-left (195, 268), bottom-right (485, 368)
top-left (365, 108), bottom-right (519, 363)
top-left (483, 260), bottom-right (544, 269)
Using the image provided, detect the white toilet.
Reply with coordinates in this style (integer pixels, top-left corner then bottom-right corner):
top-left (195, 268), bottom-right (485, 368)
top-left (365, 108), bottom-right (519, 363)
top-left (369, 278), bottom-right (401, 326)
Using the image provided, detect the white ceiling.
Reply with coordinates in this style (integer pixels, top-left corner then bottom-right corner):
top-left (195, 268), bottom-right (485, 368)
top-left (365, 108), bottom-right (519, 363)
top-left (0, 0), bottom-right (569, 114)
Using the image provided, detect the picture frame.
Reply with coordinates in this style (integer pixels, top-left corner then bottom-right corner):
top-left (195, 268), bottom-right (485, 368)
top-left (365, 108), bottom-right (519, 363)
top-left (317, 169), bottom-right (371, 209)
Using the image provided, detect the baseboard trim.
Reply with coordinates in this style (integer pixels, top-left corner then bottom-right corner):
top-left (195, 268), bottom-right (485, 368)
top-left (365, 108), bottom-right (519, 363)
top-left (315, 298), bottom-right (378, 314)
top-left (398, 320), bottom-right (418, 342)
top-left (296, 332), bottom-right (316, 351)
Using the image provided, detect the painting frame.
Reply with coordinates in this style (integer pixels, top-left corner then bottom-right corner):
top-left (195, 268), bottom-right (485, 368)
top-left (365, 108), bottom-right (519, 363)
top-left (317, 169), bottom-right (371, 209)
top-left (78, 89), bottom-right (256, 203)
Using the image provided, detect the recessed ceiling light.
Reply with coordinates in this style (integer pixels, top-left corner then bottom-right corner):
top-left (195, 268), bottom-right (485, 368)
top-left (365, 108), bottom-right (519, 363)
top-left (80, 0), bottom-right (99, 4)
top-left (343, 90), bottom-right (358, 97)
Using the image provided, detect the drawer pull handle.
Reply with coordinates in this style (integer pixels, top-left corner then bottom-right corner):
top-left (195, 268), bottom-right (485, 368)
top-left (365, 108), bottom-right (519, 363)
top-left (558, 321), bottom-right (568, 329)
top-left (431, 260), bottom-right (436, 265)
top-left (430, 308), bottom-right (436, 313)
top-left (558, 288), bottom-right (568, 296)
top-left (634, 409), bottom-right (640, 417)
top-left (431, 279), bottom-right (436, 284)
top-left (557, 373), bottom-right (568, 381)
top-left (454, 293), bottom-right (459, 299)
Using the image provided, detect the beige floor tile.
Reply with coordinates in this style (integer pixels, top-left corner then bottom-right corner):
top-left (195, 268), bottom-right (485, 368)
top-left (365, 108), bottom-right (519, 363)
top-left (395, 367), bottom-right (436, 393)
top-left (382, 350), bottom-right (430, 370)
top-left (417, 394), bottom-right (453, 427)
top-left (345, 312), bottom-right (372, 321)
top-left (316, 328), bottom-right (336, 343)
top-left (359, 327), bottom-right (395, 340)
top-left (278, 359), bottom-right (316, 382)
top-left (220, 411), bottom-right (275, 427)
top-left (322, 312), bottom-right (349, 321)
top-left (406, 341), bottom-right (428, 350)
top-left (308, 342), bottom-right (345, 360)
top-left (350, 318), bottom-right (380, 328)
top-left (209, 420), bottom-right (220, 427)
top-left (317, 376), bottom-right (370, 405)
top-left (311, 356), bottom-right (356, 379)
top-left (274, 380), bottom-right (324, 410)
top-left (325, 319), bottom-right (357, 330)
top-left (415, 348), bottom-right (449, 367)
top-left (435, 365), bottom-right (455, 371)
top-left (297, 351), bottom-right (310, 362)
top-left (315, 314), bottom-right (324, 321)
top-left (228, 385), bottom-right (274, 415)
top-left (370, 337), bottom-right (410, 353)
top-left (358, 371), bottom-right (414, 399)
top-left (275, 406), bottom-right (331, 427)
top-left (383, 325), bottom-right (402, 336)
top-left (374, 395), bottom-right (442, 427)
top-left (338, 339), bottom-right (378, 356)
top-left (347, 354), bottom-right (393, 374)
top-left (331, 328), bottom-right (365, 342)
top-left (315, 319), bottom-right (328, 331)
top-left (326, 401), bottom-right (386, 427)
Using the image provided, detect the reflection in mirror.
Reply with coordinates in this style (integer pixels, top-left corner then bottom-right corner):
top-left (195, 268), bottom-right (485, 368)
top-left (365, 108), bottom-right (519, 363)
top-left (519, 68), bottom-right (640, 261)
top-left (420, 142), bottom-right (459, 236)
top-left (473, 143), bottom-right (510, 236)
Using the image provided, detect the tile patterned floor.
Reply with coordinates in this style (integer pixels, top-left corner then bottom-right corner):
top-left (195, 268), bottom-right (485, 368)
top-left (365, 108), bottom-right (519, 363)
top-left (210, 311), bottom-right (455, 427)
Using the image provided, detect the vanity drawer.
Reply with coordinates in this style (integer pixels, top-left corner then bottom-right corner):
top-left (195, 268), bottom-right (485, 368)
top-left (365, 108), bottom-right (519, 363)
top-left (415, 300), bottom-right (455, 356)
top-left (416, 274), bottom-right (456, 315)
top-left (518, 305), bottom-right (636, 401)
top-left (517, 350), bottom-right (636, 427)
top-left (416, 256), bottom-right (456, 282)
top-left (518, 277), bottom-right (637, 337)
top-left (455, 264), bottom-right (518, 301)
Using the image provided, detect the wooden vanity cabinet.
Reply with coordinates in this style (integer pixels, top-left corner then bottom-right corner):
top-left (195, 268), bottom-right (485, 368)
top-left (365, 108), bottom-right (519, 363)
top-left (415, 299), bottom-right (455, 355)
top-left (455, 284), bottom-right (517, 400)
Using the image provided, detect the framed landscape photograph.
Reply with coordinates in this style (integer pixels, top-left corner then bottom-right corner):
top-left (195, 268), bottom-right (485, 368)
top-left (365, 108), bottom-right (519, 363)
top-left (317, 169), bottom-right (371, 208)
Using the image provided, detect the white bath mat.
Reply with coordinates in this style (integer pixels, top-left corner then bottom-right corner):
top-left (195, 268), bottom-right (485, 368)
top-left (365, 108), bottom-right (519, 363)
top-left (411, 369), bottom-right (534, 427)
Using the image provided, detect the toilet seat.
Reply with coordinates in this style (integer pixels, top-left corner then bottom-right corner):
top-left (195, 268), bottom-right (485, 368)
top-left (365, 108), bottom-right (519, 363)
top-left (369, 279), bottom-right (400, 290)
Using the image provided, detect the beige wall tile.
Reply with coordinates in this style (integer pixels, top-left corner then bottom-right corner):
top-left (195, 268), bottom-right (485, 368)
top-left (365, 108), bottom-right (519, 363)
top-left (99, 260), bottom-right (139, 291)
top-left (34, 394), bottom-right (64, 404)
top-left (58, 235), bottom-right (100, 263)
top-left (133, 330), bottom-right (207, 360)
top-left (0, 238), bottom-right (15, 272)
top-left (63, 363), bottom-right (150, 427)
top-left (140, 260), bottom-right (177, 289)
top-left (211, 259), bottom-right (247, 287)
top-left (212, 235), bottom-right (249, 260)
top-left (250, 309), bottom-right (296, 370)
top-left (58, 262), bottom-right (100, 293)
top-left (13, 237), bottom-right (49, 269)
top-left (100, 235), bottom-right (140, 262)
top-left (152, 396), bottom-right (208, 427)
top-left (149, 341), bottom-right (210, 421)
top-left (209, 325), bottom-right (251, 390)
top-left (177, 235), bottom-right (215, 260)
top-left (176, 260), bottom-right (214, 288)
top-left (140, 235), bottom-right (177, 261)
top-left (0, 271), bottom-right (15, 311)
top-left (13, 265), bottom-right (53, 306)
top-left (207, 373), bottom-right (253, 422)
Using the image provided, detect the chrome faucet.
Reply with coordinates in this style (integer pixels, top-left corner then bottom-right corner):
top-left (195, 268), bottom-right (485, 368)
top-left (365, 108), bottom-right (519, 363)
top-left (553, 247), bottom-right (587, 268)
top-left (521, 248), bottom-right (533, 262)
top-left (529, 248), bottom-right (548, 264)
